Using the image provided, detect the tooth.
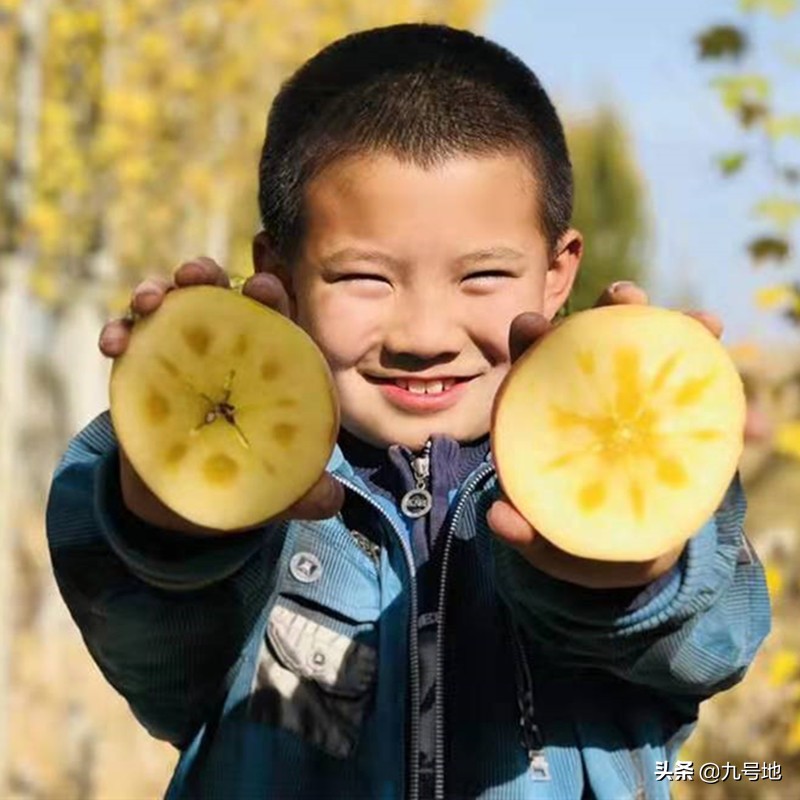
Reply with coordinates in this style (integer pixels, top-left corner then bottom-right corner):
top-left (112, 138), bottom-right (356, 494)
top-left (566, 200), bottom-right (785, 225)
top-left (426, 381), bottom-right (444, 394)
top-left (408, 380), bottom-right (427, 394)
top-left (442, 379), bottom-right (456, 390)
top-left (395, 379), bottom-right (409, 390)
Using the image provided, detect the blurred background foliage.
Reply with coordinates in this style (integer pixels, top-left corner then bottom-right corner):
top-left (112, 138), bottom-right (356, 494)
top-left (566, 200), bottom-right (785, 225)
top-left (675, 0), bottom-right (800, 796)
top-left (0, 0), bottom-right (798, 797)
top-left (566, 106), bottom-right (648, 312)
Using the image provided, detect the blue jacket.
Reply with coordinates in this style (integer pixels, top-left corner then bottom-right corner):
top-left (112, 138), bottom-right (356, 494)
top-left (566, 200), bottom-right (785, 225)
top-left (47, 411), bottom-right (770, 800)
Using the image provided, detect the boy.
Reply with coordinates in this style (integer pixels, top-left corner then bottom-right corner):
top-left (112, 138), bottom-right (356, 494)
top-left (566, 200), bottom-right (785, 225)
top-left (47, 23), bottom-right (770, 800)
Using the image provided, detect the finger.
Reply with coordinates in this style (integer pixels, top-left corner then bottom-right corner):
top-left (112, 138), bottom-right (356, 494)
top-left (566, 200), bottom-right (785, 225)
top-left (486, 496), bottom-right (538, 548)
top-left (278, 473), bottom-right (344, 521)
top-left (744, 401), bottom-right (772, 443)
top-left (684, 310), bottom-right (723, 340)
top-left (130, 276), bottom-right (173, 317)
top-left (98, 318), bottom-right (133, 358)
top-left (242, 273), bottom-right (291, 317)
top-left (174, 257), bottom-right (231, 288)
top-left (509, 312), bottom-right (552, 363)
top-left (594, 280), bottom-right (649, 307)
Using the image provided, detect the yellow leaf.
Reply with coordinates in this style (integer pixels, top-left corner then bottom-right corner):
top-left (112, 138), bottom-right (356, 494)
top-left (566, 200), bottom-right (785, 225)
top-left (740, 0), bottom-right (797, 15)
top-left (768, 649), bottom-right (798, 686)
top-left (727, 340), bottom-right (761, 361)
top-left (139, 32), bottom-right (169, 64)
top-left (26, 202), bottom-right (63, 253)
top-left (168, 64), bottom-right (200, 95)
top-left (105, 287), bottom-right (132, 316)
top-left (179, 6), bottom-right (214, 43)
top-left (28, 270), bottom-right (59, 305)
top-left (753, 197), bottom-right (800, 231)
top-left (711, 75), bottom-right (771, 110)
top-left (117, 156), bottom-right (153, 186)
top-left (788, 715), bottom-right (800, 752)
top-left (755, 284), bottom-right (793, 309)
top-left (775, 421), bottom-right (800, 459)
top-left (764, 563), bottom-right (785, 600)
top-left (764, 115), bottom-right (800, 139)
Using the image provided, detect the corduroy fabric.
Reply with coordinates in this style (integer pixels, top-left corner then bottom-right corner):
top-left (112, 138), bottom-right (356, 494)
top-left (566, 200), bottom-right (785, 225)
top-left (46, 411), bottom-right (772, 799)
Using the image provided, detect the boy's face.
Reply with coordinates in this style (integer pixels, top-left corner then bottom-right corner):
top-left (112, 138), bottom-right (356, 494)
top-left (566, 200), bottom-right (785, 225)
top-left (255, 152), bottom-right (581, 450)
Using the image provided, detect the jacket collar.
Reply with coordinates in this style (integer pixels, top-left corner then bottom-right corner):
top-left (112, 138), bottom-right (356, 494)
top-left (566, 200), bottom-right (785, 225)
top-left (324, 426), bottom-right (494, 497)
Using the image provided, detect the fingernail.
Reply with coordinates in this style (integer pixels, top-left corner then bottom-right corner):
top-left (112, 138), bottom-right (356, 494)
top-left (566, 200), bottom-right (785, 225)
top-left (134, 280), bottom-right (161, 300)
top-left (99, 331), bottom-right (120, 350)
top-left (610, 280), bottom-right (635, 295)
top-left (257, 273), bottom-right (281, 291)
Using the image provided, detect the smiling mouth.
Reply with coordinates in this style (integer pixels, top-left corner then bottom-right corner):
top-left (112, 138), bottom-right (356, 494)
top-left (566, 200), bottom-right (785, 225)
top-left (365, 375), bottom-right (475, 395)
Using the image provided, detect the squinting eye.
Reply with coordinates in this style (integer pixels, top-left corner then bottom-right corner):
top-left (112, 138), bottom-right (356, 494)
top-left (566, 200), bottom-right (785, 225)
top-left (465, 271), bottom-right (511, 282)
top-left (335, 274), bottom-right (390, 283)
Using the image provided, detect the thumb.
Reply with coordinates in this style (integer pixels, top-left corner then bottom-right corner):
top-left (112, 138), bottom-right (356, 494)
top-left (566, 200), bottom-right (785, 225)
top-left (508, 312), bottom-right (552, 363)
top-left (279, 472), bottom-right (345, 521)
top-left (487, 496), bottom-right (539, 549)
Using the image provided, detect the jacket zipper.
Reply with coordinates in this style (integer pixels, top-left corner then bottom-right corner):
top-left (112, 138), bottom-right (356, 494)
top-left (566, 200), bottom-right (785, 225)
top-left (332, 473), bottom-right (422, 800)
top-left (434, 461), bottom-right (495, 800)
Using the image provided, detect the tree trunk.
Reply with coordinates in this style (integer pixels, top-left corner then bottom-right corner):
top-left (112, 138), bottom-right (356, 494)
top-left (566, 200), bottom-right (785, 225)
top-left (0, 255), bottom-right (33, 796)
top-left (0, 0), bottom-right (48, 792)
top-left (51, 253), bottom-right (114, 438)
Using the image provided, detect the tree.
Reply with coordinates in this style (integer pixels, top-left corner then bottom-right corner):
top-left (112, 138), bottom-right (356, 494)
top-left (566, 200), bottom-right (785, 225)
top-left (693, 0), bottom-right (800, 326)
top-left (693, 4), bottom-right (800, 463)
top-left (564, 106), bottom-right (649, 313)
top-left (678, 7), bottom-right (800, 797)
top-left (0, 2), bottom-right (490, 797)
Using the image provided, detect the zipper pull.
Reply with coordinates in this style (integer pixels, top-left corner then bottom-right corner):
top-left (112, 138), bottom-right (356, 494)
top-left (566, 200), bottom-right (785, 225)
top-left (528, 750), bottom-right (551, 781)
top-left (401, 441), bottom-right (433, 518)
top-left (350, 529), bottom-right (381, 569)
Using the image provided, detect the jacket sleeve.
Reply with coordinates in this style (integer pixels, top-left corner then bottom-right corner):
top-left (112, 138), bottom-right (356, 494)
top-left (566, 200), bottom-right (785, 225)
top-left (491, 473), bottom-right (772, 704)
top-left (46, 411), bottom-right (286, 748)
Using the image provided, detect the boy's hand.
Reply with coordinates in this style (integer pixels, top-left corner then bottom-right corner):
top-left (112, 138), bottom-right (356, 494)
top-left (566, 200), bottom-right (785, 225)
top-left (486, 281), bottom-right (723, 589)
top-left (98, 257), bottom-right (344, 536)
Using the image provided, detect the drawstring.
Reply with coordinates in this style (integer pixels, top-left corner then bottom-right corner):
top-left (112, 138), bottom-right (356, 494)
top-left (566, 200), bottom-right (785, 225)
top-left (507, 611), bottom-right (550, 781)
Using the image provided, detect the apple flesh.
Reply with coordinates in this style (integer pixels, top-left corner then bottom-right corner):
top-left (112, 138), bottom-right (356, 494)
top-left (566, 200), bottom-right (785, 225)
top-left (491, 305), bottom-right (746, 561)
top-left (110, 285), bottom-right (339, 531)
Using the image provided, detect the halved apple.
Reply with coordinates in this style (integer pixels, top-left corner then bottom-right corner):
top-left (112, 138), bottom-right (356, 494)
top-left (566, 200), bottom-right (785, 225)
top-left (109, 285), bottom-right (339, 531)
top-left (491, 305), bottom-right (746, 561)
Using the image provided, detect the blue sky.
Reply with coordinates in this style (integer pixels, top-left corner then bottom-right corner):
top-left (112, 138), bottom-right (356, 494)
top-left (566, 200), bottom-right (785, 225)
top-left (484, 0), bottom-right (800, 345)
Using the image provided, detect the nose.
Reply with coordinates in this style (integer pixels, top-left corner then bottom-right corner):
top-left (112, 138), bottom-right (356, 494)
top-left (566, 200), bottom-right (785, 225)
top-left (383, 288), bottom-right (462, 364)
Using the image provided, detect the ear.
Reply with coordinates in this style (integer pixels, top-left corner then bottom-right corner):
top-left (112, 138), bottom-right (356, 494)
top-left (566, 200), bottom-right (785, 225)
top-left (543, 228), bottom-right (583, 321)
top-left (252, 230), bottom-right (298, 318)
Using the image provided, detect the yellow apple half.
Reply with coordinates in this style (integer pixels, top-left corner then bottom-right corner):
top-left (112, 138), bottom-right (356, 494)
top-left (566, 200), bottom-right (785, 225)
top-left (110, 285), bottom-right (339, 531)
top-left (491, 305), bottom-right (746, 562)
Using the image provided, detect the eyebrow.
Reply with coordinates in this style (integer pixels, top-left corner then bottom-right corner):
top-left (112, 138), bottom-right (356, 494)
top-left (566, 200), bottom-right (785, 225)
top-left (320, 246), bottom-right (525, 270)
top-left (320, 248), bottom-right (406, 269)
top-left (457, 247), bottom-right (525, 265)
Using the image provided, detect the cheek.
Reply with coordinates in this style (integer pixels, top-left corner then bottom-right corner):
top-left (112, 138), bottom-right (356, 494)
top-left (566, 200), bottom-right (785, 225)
top-left (467, 283), bottom-right (546, 361)
top-left (299, 291), bottom-right (383, 369)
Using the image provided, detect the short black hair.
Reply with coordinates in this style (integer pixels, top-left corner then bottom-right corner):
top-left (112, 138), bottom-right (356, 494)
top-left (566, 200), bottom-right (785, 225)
top-left (258, 23), bottom-right (573, 264)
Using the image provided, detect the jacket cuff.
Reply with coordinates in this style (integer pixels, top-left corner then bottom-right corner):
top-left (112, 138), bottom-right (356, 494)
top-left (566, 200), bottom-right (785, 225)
top-left (94, 448), bottom-right (268, 591)
top-left (495, 473), bottom-right (747, 635)
top-left (496, 536), bottom-right (688, 629)
top-left (604, 560), bottom-right (685, 613)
